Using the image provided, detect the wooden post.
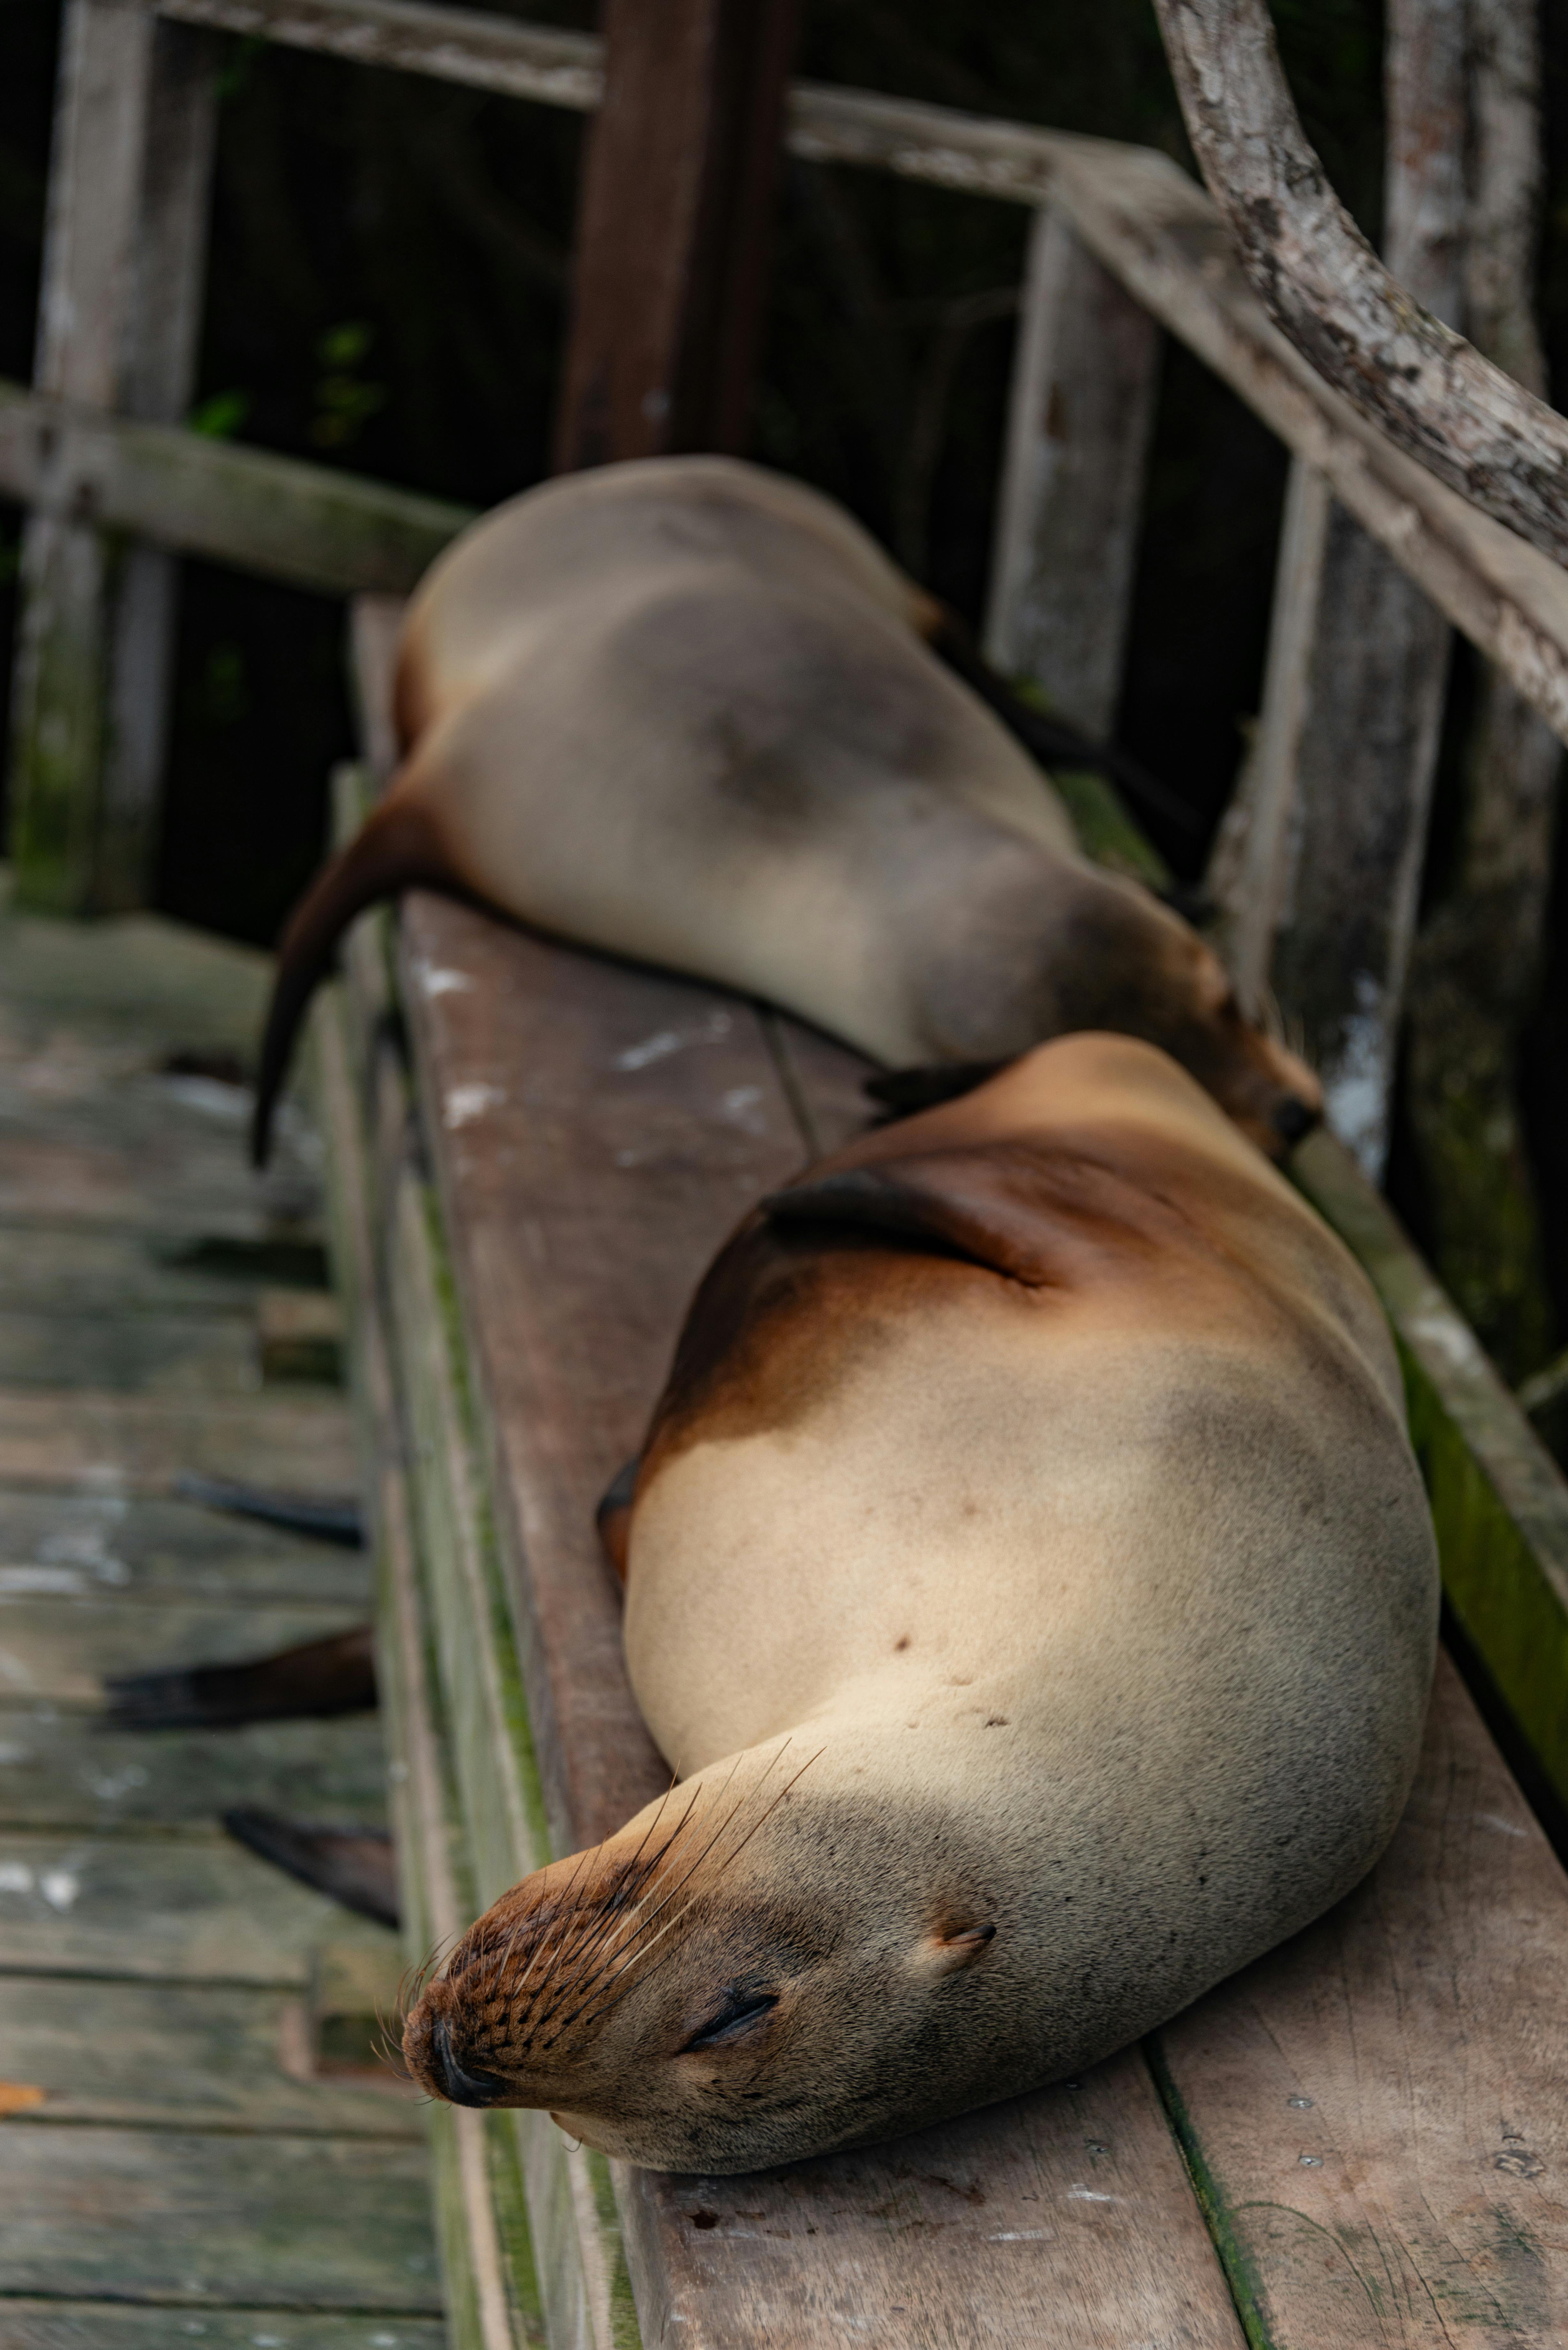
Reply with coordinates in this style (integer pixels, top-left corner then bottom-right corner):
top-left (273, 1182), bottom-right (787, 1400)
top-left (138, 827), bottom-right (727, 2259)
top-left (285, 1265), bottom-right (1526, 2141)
top-left (1209, 0), bottom-right (1464, 1179)
top-left (553, 0), bottom-right (800, 472)
top-left (8, 0), bottom-right (217, 914)
top-left (1405, 0), bottom-right (1563, 1378)
top-left (984, 206), bottom-right (1160, 737)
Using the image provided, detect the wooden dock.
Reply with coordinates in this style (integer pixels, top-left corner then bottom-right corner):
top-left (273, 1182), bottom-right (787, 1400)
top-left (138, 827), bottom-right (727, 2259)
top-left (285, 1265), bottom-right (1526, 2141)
top-left (0, 889), bottom-right (444, 2348)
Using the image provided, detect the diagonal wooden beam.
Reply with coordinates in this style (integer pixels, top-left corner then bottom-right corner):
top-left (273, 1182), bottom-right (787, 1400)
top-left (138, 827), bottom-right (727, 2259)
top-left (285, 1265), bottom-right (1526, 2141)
top-left (1149, 0), bottom-right (1568, 571)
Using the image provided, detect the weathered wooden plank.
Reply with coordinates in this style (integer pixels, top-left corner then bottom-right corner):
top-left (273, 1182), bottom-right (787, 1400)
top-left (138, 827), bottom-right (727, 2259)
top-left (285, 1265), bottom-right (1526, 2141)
top-left (0, 380), bottom-right (473, 601)
top-left (0, 1704), bottom-right (386, 1828)
top-left (620, 2047), bottom-right (1243, 2349)
top-left (9, 0), bottom-right (221, 913)
top-left (984, 202), bottom-right (1160, 737)
top-left (157, 0), bottom-right (603, 108)
top-left (0, 1389), bottom-right (355, 1497)
top-left (1293, 1128), bottom-right (1568, 1814)
top-left (0, 1225), bottom-right (316, 1316)
top-left (10, 0), bottom-right (158, 911)
top-left (0, 2308), bottom-right (446, 2350)
top-left (1213, 459), bottom-right (1451, 1174)
top-left (396, 901), bottom-right (800, 1857)
top-left (1152, 1652), bottom-right (1568, 2347)
top-left (0, 896), bottom-right (269, 1044)
top-left (555, 0), bottom-right (798, 467)
top-left (311, 982), bottom-right (558, 2350)
top-left (0, 1972), bottom-right (418, 2135)
top-left (97, 19), bottom-right (220, 915)
top-left (0, 1827), bottom-right (396, 1982)
top-left (1206, 0), bottom-right (1465, 1179)
top-left (0, 2123), bottom-right (441, 2311)
top-left (0, 1307), bottom-right (257, 1394)
top-left (0, 1489), bottom-right (368, 1608)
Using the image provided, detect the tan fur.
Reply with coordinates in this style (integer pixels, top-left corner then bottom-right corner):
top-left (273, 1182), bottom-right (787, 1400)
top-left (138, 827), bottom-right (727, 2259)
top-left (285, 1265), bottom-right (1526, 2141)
top-left (256, 456), bottom-right (1320, 1161)
top-left (403, 1035), bottom-right (1435, 2171)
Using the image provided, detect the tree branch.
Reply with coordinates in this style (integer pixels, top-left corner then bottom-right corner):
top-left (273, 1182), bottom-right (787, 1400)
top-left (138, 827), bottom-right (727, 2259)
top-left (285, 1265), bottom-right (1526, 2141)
top-left (1149, 0), bottom-right (1568, 566)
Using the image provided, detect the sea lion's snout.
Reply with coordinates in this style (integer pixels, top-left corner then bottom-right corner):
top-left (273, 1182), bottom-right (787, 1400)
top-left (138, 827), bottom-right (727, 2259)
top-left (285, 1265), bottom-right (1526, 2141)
top-left (423, 2011), bottom-right (507, 2108)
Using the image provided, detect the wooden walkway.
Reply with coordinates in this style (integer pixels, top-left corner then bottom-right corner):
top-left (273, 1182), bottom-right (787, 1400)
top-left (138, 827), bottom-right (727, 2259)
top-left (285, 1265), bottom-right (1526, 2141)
top-left (0, 890), bottom-right (444, 2348)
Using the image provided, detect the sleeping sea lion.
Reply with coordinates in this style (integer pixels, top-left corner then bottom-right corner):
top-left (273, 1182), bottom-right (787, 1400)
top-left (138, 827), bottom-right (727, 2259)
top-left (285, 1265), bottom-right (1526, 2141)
top-left (401, 1032), bottom-right (1436, 2172)
top-left (251, 456), bottom-right (1320, 1164)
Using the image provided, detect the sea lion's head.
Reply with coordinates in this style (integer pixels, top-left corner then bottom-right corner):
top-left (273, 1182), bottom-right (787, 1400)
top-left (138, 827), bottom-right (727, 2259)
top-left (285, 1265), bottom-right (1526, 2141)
top-left (977, 866), bottom-right (1322, 1163)
top-left (402, 1747), bottom-right (1026, 2173)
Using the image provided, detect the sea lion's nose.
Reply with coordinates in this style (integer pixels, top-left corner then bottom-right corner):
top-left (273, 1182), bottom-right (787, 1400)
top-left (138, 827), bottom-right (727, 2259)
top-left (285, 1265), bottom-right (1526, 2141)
top-left (1272, 1095), bottom-right (1317, 1147)
top-left (429, 2013), bottom-right (506, 2107)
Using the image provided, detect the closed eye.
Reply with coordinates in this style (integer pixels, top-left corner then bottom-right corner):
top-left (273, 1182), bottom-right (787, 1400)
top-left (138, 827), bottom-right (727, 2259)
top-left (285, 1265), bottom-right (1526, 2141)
top-left (681, 1989), bottom-right (779, 2052)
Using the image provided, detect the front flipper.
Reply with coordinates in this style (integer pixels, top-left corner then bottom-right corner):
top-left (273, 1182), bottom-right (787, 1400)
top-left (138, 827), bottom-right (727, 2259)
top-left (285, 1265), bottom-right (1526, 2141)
top-left (763, 1145), bottom-right (1067, 1287)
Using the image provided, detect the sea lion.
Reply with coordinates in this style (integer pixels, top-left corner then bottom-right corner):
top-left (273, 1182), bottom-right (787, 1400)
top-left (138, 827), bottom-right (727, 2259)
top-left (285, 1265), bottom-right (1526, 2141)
top-left (401, 1032), bottom-right (1436, 2172)
top-left (251, 456), bottom-right (1319, 1164)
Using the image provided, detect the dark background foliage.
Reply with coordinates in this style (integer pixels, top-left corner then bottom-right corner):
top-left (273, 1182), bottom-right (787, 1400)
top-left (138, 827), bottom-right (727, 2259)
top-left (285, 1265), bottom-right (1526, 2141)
top-left (0, 0), bottom-right (1563, 1321)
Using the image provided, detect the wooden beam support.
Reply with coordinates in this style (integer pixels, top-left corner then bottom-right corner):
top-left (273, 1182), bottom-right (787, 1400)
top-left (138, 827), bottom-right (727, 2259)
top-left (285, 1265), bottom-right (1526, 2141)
top-left (554, 0), bottom-right (799, 470)
top-left (1209, 0), bottom-right (1465, 1180)
top-left (9, 0), bottom-right (219, 916)
top-left (0, 381), bottom-right (474, 597)
top-left (984, 204), bottom-right (1160, 738)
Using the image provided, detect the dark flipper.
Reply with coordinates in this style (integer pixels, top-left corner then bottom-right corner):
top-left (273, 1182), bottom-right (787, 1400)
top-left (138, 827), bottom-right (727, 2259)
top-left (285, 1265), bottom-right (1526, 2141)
top-left (253, 792), bottom-right (452, 1167)
top-left (223, 1805), bottom-right (399, 1928)
top-left (863, 1062), bottom-right (1010, 1125)
top-left (595, 1456), bottom-right (641, 1585)
top-left (176, 1473), bottom-right (365, 1547)
top-left (924, 603), bottom-right (1201, 838)
top-left (105, 1625), bottom-right (377, 1732)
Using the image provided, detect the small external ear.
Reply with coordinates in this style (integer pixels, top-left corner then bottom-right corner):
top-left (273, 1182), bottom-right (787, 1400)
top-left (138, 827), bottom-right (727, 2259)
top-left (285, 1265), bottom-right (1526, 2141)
top-left (920, 1922), bottom-right (997, 1975)
top-left (763, 1151), bottom-right (1056, 1286)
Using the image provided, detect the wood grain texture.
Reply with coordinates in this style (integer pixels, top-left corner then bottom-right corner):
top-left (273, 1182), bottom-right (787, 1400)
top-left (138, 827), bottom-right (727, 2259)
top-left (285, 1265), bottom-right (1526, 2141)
top-left (1154, 1653), bottom-right (1568, 2347)
top-left (622, 2046), bottom-right (1244, 2349)
top-left (0, 1973), bottom-right (418, 2135)
top-left (0, 2124), bottom-right (441, 2310)
top-left (0, 1389), bottom-right (354, 1496)
top-left (0, 2309), bottom-right (445, 2350)
top-left (0, 1827), bottom-right (396, 1982)
top-left (397, 898), bottom-right (804, 1856)
top-left (554, 0), bottom-right (798, 466)
top-left (0, 1488), bottom-right (368, 1608)
top-left (0, 1703), bottom-right (387, 1829)
top-left (985, 202), bottom-right (1159, 737)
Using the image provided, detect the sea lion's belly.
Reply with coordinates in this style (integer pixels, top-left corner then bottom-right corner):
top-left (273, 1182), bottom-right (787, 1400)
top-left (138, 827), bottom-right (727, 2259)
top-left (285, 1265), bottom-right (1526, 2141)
top-left (624, 1275), bottom-right (1429, 1798)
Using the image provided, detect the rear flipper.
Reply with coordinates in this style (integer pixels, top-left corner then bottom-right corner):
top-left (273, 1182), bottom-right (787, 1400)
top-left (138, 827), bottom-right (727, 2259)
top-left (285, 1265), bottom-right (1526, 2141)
top-left (252, 790), bottom-right (456, 1168)
top-left (223, 1805), bottom-right (399, 1928)
top-left (105, 1624), bottom-right (377, 1732)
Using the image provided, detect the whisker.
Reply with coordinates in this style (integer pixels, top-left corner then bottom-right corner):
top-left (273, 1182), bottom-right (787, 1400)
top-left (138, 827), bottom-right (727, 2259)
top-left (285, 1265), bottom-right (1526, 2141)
top-left (523, 1755), bottom-right (765, 2039)
top-left (539, 1749), bottom-right (822, 2052)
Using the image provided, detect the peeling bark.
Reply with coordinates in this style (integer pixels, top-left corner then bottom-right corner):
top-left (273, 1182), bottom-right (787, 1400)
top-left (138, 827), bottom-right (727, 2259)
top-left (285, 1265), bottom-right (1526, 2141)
top-left (1149, 0), bottom-right (1568, 569)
